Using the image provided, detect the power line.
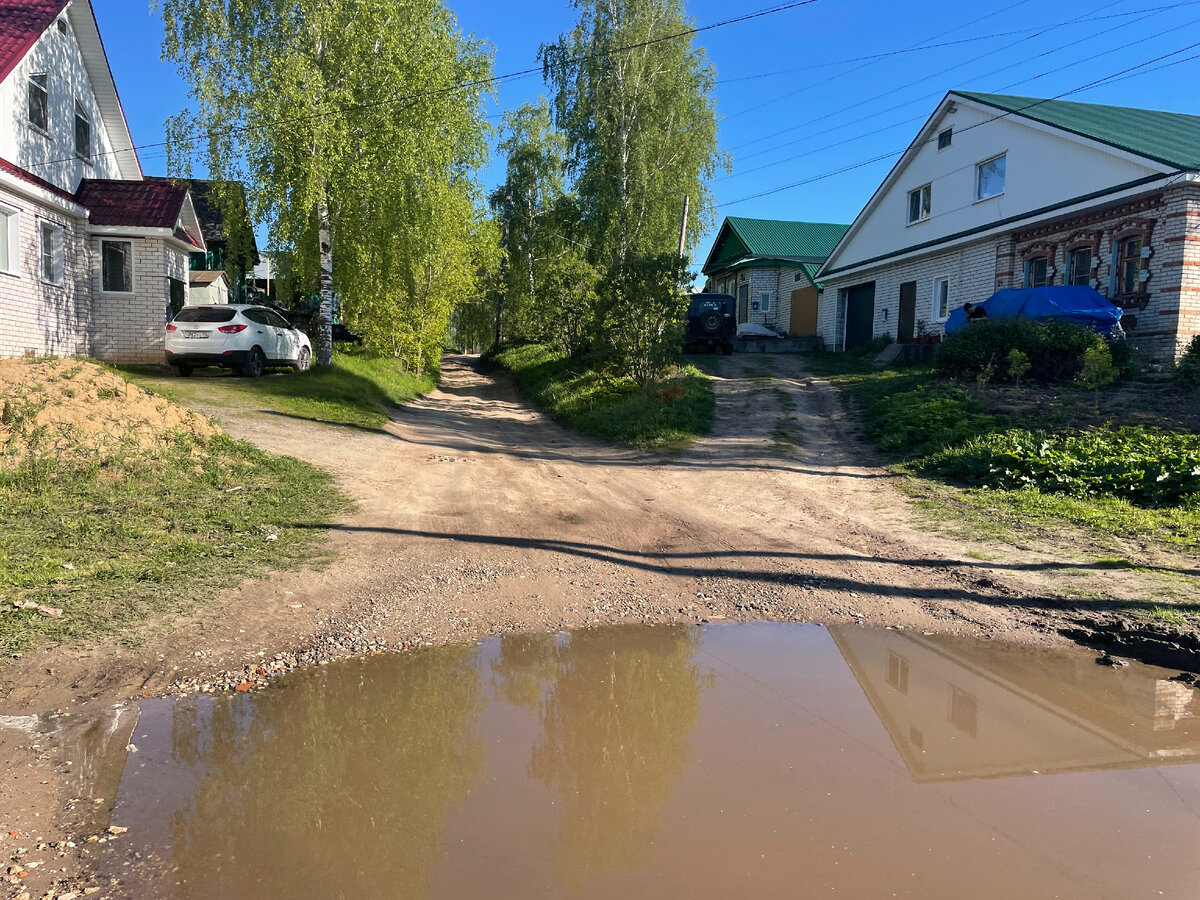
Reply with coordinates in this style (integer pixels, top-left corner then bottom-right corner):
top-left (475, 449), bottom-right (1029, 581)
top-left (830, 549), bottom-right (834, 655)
top-left (719, 2), bottom-right (1200, 181)
top-left (716, 39), bottom-right (1200, 209)
top-left (26, 0), bottom-right (820, 174)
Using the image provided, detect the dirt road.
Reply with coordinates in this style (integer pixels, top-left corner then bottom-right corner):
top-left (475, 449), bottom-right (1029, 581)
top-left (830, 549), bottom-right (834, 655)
top-left (0, 353), bottom-right (1137, 716)
top-left (6, 352), bottom-right (1199, 898)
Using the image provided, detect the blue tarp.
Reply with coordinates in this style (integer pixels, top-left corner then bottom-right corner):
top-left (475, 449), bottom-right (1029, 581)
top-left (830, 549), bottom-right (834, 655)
top-left (944, 286), bottom-right (1123, 335)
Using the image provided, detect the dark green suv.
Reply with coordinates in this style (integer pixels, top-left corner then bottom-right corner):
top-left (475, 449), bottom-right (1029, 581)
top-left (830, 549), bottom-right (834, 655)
top-left (684, 293), bottom-right (736, 355)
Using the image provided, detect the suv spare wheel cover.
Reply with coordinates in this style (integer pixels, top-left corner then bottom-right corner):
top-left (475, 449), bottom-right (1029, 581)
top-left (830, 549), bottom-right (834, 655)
top-left (701, 311), bottom-right (722, 332)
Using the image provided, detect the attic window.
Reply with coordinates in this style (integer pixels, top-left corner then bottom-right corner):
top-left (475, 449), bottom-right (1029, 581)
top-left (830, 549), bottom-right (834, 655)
top-left (907, 184), bottom-right (931, 224)
top-left (74, 101), bottom-right (90, 161)
top-left (937, 128), bottom-right (952, 150)
top-left (56, 19), bottom-right (67, 35)
top-left (28, 74), bottom-right (48, 133)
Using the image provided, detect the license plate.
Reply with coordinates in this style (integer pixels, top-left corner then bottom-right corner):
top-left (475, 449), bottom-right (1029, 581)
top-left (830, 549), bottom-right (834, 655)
top-left (183, 331), bottom-right (208, 339)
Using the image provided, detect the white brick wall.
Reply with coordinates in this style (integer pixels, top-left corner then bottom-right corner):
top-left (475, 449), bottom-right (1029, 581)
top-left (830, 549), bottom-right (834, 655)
top-left (819, 237), bottom-right (999, 348)
top-left (0, 185), bottom-right (89, 358)
top-left (89, 236), bottom-right (183, 365)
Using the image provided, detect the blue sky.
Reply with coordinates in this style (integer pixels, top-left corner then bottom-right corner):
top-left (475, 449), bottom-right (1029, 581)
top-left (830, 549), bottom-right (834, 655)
top-left (97, 0), bottom-right (1200, 265)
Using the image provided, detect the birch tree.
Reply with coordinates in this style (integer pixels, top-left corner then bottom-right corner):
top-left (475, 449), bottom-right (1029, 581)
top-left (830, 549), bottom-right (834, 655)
top-left (540, 0), bottom-right (724, 273)
top-left (159, 0), bottom-right (493, 371)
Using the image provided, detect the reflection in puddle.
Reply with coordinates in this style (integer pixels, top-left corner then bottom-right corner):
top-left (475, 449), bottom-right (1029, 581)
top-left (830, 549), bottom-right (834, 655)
top-left (48, 624), bottom-right (1200, 898)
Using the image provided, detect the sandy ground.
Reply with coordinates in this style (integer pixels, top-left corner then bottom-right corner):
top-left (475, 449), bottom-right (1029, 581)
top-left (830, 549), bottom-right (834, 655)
top-left (2, 352), bottom-right (1197, 898)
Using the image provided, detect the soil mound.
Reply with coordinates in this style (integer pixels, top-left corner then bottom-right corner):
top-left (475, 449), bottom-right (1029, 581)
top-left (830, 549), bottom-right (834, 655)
top-left (0, 358), bottom-right (220, 466)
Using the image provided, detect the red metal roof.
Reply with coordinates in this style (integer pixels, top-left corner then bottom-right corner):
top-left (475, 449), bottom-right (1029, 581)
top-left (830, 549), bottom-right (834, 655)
top-left (0, 155), bottom-right (78, 202)
top-left (0, 0), bottom-right (68, 83)
top-left (75, 178), bottom-right (186, 228)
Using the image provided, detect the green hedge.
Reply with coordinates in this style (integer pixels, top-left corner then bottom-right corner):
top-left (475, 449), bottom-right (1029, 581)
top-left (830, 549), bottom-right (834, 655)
top-left (936, 317), bottom-right (1113, 383)
top-left (922, 425), bottom-right (1200, 507)
top-left (1179, 335), bottom-right (1200, 387)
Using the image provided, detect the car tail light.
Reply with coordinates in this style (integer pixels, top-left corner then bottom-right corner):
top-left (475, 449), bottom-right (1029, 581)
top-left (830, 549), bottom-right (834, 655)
top-left (218, 323), bottom-right (247, 334)
top-left (166, 324), bottom-right (177, 332)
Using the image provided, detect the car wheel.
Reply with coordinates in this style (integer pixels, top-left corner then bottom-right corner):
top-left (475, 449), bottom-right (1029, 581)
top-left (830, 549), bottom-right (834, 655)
top-left (241, 347), bottom-right (266, 378)
top-left (294, 346), bottom-right (312, 372)
top-left (701, 312), bottom-right (722, 333)
top-left (174, 363), bottom-right (193, 377)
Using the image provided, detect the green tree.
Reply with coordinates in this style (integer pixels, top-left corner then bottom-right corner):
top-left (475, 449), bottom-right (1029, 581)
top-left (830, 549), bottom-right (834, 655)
top-left (540, 0), bottom-right (724, 270)
top-left (538, 0), bottom-right (725, 381)
top-left (492, 100), bottom-right (569, 344)
top-left (159, 0), bottom-right (493, 372)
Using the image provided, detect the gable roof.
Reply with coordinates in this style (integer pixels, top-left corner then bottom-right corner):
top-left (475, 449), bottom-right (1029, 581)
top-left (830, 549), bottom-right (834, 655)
top-left (0, 0), bottom-right (68, 82)
top-left (817, 91), bottom-right (1196, 280)
top-left (189, 269), bottom-right (229, 286)
top-left (956, 91), bottom-right (1200, 172)
top-left (702, 217), bottom-right (849, 275)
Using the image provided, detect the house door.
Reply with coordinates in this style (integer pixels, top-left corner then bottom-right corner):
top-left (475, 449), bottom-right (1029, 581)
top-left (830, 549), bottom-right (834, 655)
top-left (897, 281), bottom-right (917, 343)
top-left (737, 283), bottom-right (750, 323)
top-left (844, 282), bottom-right (875, 350)
top-left (789, 287), bottom-right (818, 336)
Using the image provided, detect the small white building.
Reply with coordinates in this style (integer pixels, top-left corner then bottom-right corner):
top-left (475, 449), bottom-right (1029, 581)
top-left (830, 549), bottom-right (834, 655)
top-left (0, 0), bottom-right (206, 364)
top-left (816, 91), bottom-right (1200, 362)
top-left (187, 269), bottom-right (231, 307)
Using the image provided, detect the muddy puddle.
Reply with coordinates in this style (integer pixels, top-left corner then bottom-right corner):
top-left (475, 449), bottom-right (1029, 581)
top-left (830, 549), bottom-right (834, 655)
top-left (20, 623), bottom-right (1200, 898)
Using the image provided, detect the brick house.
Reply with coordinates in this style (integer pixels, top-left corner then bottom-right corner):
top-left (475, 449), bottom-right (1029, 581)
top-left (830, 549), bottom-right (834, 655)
top-left (0, 0), bottom-right (207, 364)
top-left (815, 91), bottom-right (1200, 361)
top-left (701, 217), bottom-right (849, 338)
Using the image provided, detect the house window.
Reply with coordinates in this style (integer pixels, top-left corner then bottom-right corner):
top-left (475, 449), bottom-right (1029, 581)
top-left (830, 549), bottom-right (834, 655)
top-left (794, 271), bottom-right (804, 282)
top-left (28, 74), bottom-right (48, 133)
top-left (1118, 237), bottom-right (1143, 294)
top-left (758, 292), bottom-right (771, 313)
top-left (937, 128), bottom-right (952, 150)
top-left (101, 240), bottom-right (133, 293)
top-left (1024, 256), bottom-right (1048, 288)
top-left (932, 276), bottom-right (950, 321)
top-left (949, 686), bottom-right (978, 737)
top-left (74, 102), bottom-right (90, 160)
top-left (40, 221), bottom-right (64, 285)
top-left (1067, 248), bottom-right (1092, 286)
top-left (0, 205), bottom-right (17, 276)
top-left (887, 653), bottom-right (909, 694)
top-left (976, 154), bottom-right (1006, 200)
top-left (908, 184), bottom-right (932, 224)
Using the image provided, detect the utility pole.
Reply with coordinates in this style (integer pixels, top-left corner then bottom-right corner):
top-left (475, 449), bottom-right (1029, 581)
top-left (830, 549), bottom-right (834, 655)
top-left (495, 177), bottom-right (512, 349)
top-left (677, 194), bottom-right (690, 258)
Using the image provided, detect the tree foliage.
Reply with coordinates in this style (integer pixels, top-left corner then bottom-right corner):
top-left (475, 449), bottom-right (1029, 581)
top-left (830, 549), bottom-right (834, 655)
top-left (540, 0), bottom-right (725, 269)
top-left (159, 0), bottom-right (494, 373)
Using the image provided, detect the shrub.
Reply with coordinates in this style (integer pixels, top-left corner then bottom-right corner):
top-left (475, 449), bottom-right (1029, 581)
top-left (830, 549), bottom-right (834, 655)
top-left (936, 317), bottom-right (1109, 384)
top-left (1178, 334), bottom-right (1200, 387)
top-left (923, 425), bottom-right (1200, 508)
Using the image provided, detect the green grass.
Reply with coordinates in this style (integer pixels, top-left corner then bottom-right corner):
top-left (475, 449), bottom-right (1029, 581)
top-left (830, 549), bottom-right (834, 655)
top-left (807, 352), bottom-right (1200, 558)
top-left (125, 346), bottom-right (435, 431)
top-left (0, 433), bottom-right (350, 656)
top-left (492, 343), bottom-right (714, 451)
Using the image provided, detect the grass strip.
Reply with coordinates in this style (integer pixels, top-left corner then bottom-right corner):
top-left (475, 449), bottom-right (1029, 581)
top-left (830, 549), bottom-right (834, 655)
top-left (0, 433), bottom-right (350, 656)
top-left (126, 346), bottom-right (435, 431)
top-left (492, 343), bottom-right (714, 451)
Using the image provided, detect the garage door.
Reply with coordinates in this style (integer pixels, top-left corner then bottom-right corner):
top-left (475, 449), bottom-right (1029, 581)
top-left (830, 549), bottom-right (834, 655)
top-left (844, 282), bottom-right (875, 350)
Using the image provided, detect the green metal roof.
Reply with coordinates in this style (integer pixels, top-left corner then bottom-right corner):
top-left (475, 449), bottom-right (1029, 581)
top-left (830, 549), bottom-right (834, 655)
top-left (702, 217), bottom-right (849, 275)
top-left (954, 91), bottom-right (1200, 171)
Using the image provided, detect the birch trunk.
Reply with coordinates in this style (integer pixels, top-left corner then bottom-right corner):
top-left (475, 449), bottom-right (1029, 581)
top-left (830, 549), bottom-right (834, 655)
top-left (316, 195), bottom-right (335, 367)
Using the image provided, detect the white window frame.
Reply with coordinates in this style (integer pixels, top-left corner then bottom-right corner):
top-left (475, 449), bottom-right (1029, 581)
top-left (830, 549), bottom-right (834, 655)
top-left (101, 239), bottom-right (135, 294)
top-left (975, 153), bottom-right (1006, 201)
top-left (39, 220), bottom-right (64, 286)
top-left (28, 73), bottom-right (49, 134)
top-left (0, 203), bottom-right (19, 277)
top-left (932, 275), bottom-right (950, 322)
top-left (74, 100), bottom-right (91, 162)
top-left (758, 291), bottom-right (771, 313)
top-left (907, 184), bottom-right (931, 224)
top-left (937, 128), bottom-right (952, 151)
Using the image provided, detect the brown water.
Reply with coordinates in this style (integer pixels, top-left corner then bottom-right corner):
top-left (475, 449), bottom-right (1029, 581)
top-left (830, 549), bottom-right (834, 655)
top-left (44, 624), bottom-right (1200, 898)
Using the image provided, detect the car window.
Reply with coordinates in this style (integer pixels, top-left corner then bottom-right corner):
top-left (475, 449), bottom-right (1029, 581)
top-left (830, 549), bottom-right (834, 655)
top-left (173, 306), bottom-right (237, 323)
top-left (243, 309), bottom-right (269, 325)
top-left (265, 311), bottom-right (292, 329)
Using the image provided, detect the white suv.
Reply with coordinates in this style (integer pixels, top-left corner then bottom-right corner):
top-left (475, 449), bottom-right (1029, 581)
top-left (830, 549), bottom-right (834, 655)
top-left (166, 304), bottom-right (313, 377)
